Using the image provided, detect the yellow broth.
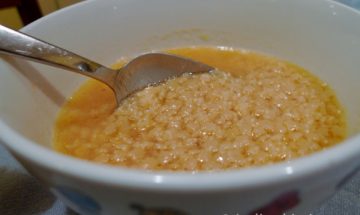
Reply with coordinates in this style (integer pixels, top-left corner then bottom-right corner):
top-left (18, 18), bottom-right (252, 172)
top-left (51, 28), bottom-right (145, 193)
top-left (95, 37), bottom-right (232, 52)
top-left (53, 47), bottom-right (346, 171)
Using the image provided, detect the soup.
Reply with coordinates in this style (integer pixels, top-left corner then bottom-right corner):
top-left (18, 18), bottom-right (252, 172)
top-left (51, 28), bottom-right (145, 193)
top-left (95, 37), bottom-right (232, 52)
top-left (53, 47), bottom-right (346, 171)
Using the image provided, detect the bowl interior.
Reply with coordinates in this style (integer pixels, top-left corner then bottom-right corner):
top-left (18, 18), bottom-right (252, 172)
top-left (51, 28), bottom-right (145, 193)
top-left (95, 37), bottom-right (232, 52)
top-left (1, 0), bottom-right (360, 152)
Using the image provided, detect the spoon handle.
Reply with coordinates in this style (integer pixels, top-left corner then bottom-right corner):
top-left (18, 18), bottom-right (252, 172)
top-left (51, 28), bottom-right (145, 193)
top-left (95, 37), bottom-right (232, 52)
top-left (0, 25), bottom-right (116, 85)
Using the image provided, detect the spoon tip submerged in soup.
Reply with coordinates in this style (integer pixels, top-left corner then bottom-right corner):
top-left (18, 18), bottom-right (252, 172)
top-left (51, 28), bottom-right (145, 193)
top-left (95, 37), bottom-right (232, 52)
top-left (53, 47), bottom-right (347, 171)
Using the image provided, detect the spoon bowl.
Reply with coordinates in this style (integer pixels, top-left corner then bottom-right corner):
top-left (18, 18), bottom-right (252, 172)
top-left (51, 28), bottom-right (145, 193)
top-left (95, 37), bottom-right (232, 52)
top-left (0, 25), bottom-right (214, 106)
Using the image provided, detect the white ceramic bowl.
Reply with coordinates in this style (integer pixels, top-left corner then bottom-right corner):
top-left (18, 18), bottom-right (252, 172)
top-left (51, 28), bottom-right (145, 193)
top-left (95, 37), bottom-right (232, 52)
top-left (1, 0), bottom-right (360, 214)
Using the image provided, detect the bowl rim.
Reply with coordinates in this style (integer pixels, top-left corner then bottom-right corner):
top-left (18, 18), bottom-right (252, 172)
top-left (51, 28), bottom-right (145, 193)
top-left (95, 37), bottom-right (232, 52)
top-left (2, 118), bottom-right (360, 192)
top-left (1, 0), bottom-right (360, 192)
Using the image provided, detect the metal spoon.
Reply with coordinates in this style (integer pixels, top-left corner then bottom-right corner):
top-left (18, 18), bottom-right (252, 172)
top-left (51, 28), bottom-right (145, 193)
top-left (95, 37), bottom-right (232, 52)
top-left (0, 25), bottom-right (214, 106)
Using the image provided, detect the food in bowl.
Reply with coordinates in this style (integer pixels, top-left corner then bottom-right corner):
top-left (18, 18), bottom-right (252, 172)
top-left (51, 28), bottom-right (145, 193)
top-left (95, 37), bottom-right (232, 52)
top-left (53, 46), bottom-right (346, 171)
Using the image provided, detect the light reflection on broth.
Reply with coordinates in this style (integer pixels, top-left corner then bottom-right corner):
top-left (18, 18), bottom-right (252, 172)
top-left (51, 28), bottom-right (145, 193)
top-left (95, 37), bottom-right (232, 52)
top-left (53, 47), bottom-right (347, 171)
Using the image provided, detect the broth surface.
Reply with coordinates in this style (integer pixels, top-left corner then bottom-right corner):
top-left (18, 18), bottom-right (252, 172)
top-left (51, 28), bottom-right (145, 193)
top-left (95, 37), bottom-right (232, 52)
top-left (53, 47), bottom-right (346, 171)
